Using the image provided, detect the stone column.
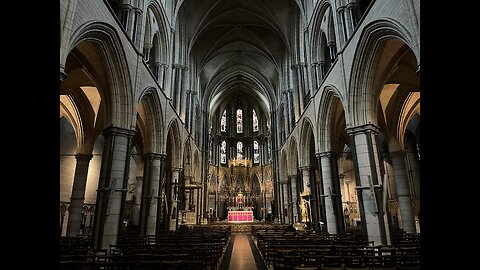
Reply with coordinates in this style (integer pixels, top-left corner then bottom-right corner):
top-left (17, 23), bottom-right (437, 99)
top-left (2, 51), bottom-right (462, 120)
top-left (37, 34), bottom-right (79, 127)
top-left (155, 154), bottom-right (166, 232)
top-left (318, 61), bottom-right (326, 80)
top-left (347, 2), bottom-right (360, 30)
top-left (132, 176), bottom-right (143, 226)
top-left (120, 2), bottom-right (133, 31)
top-left (346, 124), bottom-right (387, 246)
top-left (289, 174), bottom-right (299, 223)
top-left (315, 153), bottom-right (327, 229)
top-left (342, 4), bottom-right (354, 38)
top-left (66, 153), bottom-right (93, 237)
top-left (337, 6), bottom-right (348, 43)
top-left (291, 64), bottom-right (305, 114)
top-left (327, 42), bottom-right (337, 63)
top-left (405, 144), bottom-right (421, 203)
top-left (130, 8), bottom-right (142, 44)
top-left (281, 180), bottom-right (289, 223)
top-left (319, 152), bottom-right (338, 234)
top-left (143, 43), bottom-right (152, 63)
top-left (141, 153), bottom-right (163, 236)
top-left (92, 126), bottom-right (135, 250)
top-left (303, 166), bottom-right (320, 231)
top-left (390, 151), bottom-right (416, 233)
top-left (171, 64), bottom-right (182, 110)
top-left (170, 167), bottom-right (182, 230)
top-left (282, 90), bottom-right (291, 134)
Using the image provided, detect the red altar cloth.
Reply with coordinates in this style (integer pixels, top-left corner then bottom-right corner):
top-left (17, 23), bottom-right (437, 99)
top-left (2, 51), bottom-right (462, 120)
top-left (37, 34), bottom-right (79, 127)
top-left (228, 211), bottom-right (253, 222)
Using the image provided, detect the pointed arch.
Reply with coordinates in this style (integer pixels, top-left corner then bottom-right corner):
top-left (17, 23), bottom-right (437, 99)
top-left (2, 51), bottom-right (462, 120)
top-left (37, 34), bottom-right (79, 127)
top-left (166, 119), bottom-right (182, 168)
top-left (299, 117), bottom-right (315, 167)
top-left (68, 21), bottom-right (135, 130)
top-left (137, 87), bottom-right (164, 154)
top-left (348, 19), bottom-right (419, 127)
top-left (317, 85), bottom-right (345, 153)
top-left (288, 137), bottom-right (299, 176)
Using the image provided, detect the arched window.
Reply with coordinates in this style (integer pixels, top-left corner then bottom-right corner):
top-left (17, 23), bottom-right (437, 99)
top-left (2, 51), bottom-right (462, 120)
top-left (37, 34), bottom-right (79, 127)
top-left (220, 141), bottom-right (227, 164)
top-left (236, 141), bottom-right (243, 159)
top-left (221, 109), bottom-right (227, 132)
top-left (236, 109), bottom-right (243, 133)
top-left (252, 109), bottom-right (259, 132)
top-left (253, 140), bottom-right (260, 164)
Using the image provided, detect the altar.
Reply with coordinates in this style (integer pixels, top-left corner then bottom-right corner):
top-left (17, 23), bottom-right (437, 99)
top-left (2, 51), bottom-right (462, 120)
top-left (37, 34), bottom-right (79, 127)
top-left (228, 210), bottom-right (253, 222)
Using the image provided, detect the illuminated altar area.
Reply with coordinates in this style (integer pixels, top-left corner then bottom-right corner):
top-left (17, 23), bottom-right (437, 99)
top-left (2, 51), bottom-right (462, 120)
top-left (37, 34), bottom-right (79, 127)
top-left (227, 192), bottom-right (254, 222)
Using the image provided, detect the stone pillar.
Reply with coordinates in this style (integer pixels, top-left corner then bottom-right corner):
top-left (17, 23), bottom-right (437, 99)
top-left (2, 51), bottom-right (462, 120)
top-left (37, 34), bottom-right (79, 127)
top-left (390, 151), bottom-right (416, 233)
top-left (405, 144), bottom-right (421, 203)
top-left (120, 2), bottom-right (133, 31)
top-left (300, 166), bottom-right (310, 195)
top-left (170, 167), bottom-right (182, 230)
top-left (303, 166), bottom-right (320, 231)
top-left (281, 180), bottom-right (288, 223)
top-left (342, 4), bottom-right (354, 38)
top-left (66, 153), bottom-right (93, 237)
top-left (282, 90), bottom-right (291, 134)
top-left (92, 126), bottom-right (135, 250)
top-left (130, 8), bottom-right (142, 44)
top-left (143, 43), bottom-right (152, 63)
top-left (347, 124), bottom-right (387, 246)
top-left (291, 64), bottom-right (305, 114)
top-left (327, 42), bottom-right (337, 63)
top-left (132, 176), bottom-right (143, 226)
top-left (337, 6), bottom-right (348, 43)
top-left (315, 153), bottom-right (327, 229)
top-left (319, 152), bottom-right (338, 234)
top-left (289, 174), bottom-right (299, 223)
top-left (347, 2), bottom-right (360, 30)
top-left (171, 64), bottom-right (182, 110)
top-left (318, 61), bottom-right (326, 80)
top-left (140, 153), bottom-right (163, 236)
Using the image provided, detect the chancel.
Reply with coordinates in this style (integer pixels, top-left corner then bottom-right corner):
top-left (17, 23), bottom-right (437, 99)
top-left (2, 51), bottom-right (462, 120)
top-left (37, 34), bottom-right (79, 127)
top-left (60, 0), bottom-right (421, 269)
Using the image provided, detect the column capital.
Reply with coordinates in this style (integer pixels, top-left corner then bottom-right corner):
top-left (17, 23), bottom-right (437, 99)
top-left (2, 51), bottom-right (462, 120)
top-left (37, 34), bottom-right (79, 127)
top-left (144, 152), bottom-right (166, 160)
top-left (316, 151), bottom-right (332, 158)
top-left (102, 125), bottom-right (136, 138)
top-left (299, 165), bottom-right (312, 171)
top-left (75, 153), bottom-right (93, 161)
top-left (133, 7), bottom-right (142, 14)
top-left (172, 167), bottom-right (183, 173)
top-left (345, 123), bottom-right (380, 136)
top-left (337, 6), bottom-right (346, 13)
top-left (346, 2), bottom-right (358, 9)
top-left (122, 4), bottom-right (133, 11)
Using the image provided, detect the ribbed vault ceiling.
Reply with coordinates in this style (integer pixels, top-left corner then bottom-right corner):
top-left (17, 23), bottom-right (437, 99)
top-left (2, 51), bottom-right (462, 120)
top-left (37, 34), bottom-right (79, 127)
top-left (178, 0), bottom-right (296, 114)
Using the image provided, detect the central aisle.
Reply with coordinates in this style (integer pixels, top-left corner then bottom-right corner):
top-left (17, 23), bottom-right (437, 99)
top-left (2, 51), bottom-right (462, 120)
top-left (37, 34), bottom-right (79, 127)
top-left (219, 233), bottom-right (268, 270)
top-left (229, 233), bottom-right (256, 269)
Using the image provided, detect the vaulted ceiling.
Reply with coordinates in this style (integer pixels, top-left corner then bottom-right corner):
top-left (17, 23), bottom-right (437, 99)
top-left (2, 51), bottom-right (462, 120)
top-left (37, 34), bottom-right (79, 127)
top-left (177, 0), bottom-right (300, 116)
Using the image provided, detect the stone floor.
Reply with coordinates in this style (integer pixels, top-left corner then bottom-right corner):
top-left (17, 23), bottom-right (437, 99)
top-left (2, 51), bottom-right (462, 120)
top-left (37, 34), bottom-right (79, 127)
top-left (219, 233), bottom-right (268, 270)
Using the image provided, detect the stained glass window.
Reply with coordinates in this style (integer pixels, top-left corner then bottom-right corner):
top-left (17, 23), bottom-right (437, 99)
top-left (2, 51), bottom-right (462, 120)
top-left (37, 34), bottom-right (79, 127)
top-left (236, 141), bottom-right (243, 159)
top-left (221, 109), bottom-right (227, 132)
top-left (252, 109), bottom-right (259, 132)
top-left (236, 109), bottom-right (243, 133)
top-left (253, 140), bottom-right (260, 164)
top-left (220, 141), bottom-right (227, 164)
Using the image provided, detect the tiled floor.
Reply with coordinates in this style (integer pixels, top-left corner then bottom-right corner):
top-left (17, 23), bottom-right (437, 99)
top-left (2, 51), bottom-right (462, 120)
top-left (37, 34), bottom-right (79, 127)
top-left (228, 233), bottom-right (257, 270)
